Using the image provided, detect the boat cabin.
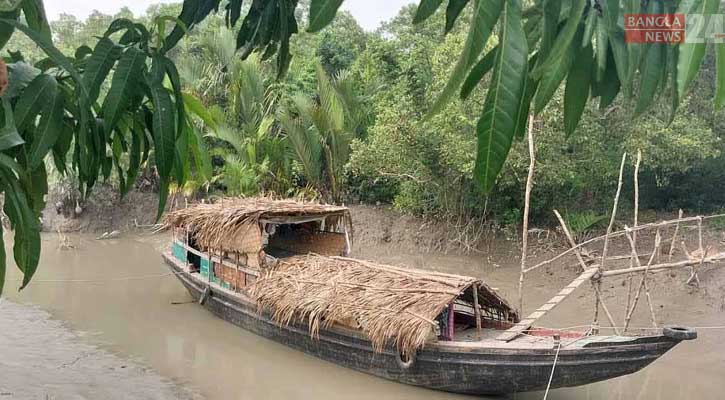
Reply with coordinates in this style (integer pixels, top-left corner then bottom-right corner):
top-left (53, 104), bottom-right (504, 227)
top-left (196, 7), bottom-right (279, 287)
top-left (164, 198), bottom-right (519, 354)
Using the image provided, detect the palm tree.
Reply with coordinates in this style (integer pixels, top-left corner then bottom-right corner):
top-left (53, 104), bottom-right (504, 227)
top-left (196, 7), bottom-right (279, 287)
top-left (280, 64), bottom-right (364, 203)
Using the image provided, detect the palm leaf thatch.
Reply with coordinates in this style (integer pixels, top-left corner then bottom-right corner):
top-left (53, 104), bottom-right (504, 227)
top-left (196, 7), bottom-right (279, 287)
top-left (251, 254), bottom-right (515, 355)
top-left (163, 197), bottom-right (351, 253)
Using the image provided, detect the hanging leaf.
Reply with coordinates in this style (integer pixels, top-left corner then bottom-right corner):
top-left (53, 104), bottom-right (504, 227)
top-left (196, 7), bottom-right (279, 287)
top-left (635, 43), bottom-right (665, 115)
top-left (716, 44), bottom-right (725, 109)
top-left (533, 0), bottom-right (585, 78)
top-left (536, 0), bottom-right (562, 70)
top-left (21, 0), bottom-right (51, 42)
top-left (225, 0), bottom-right (243, 27)
top-left (460, 46), bottom-right (497, 100)
top-left (427, 0), bottom-right (504, 119)
top-left (0, 98), bottom-right (23, 151)
top-left (677, 0), bottom-right (720, 101)
top-left (146, 76), bottom-right (176, 182)
top-left (445, 0), bottom-right (469, 33)
top-left (14, 73), bottom-right (56, 132)
top-left (413, 0), bottom-right (444, 24)
top-left (101, 47), bottom-right (147, 135)
top-left (534, 28), bottom-right (581, 113)
top-left (82, 37), bottom-right (121, 104)
top-left (564, 45), bottom-right (592, 136)
top-left (308, 0), bottom-right (344, 33)
top-left (0, 8), bottom-right (19, 49)
top-left (474, 0), bottom-right (528, 193)
top-left (28, 82), bottom-right (63, 168)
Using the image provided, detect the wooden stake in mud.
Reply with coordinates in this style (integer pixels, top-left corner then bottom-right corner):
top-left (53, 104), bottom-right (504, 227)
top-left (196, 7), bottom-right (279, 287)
top-left (518, 114), bottom-right (536, 315)
top-left (668, 209), bottom-right (684, 261)
top-left (623, 228), bottom-right (661, 332)
top-left (625, 151), bottom-right (642, 318)
top-left (595, 153), bottom-right (627, 328)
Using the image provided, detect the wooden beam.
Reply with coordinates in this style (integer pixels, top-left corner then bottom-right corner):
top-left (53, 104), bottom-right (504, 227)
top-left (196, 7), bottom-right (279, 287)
top-left (497, 268), bottom-right (598, 341)
top-left (472, 284), bottom-right (482, 331)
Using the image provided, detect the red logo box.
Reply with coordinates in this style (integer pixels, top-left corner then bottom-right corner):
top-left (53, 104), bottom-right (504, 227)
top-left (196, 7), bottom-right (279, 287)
top-left (624, 13), bottom-right (685, 43)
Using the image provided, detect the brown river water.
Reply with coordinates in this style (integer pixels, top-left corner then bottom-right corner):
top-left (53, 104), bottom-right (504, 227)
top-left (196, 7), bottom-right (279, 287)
top-left (2, 233), bottom-right (724, 399)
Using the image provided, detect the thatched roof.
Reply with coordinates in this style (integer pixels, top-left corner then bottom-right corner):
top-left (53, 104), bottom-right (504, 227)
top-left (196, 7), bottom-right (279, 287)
top-left (164, 198), bottom-right (352, 253)
top-left (251, 254), bottom-right (516, 354)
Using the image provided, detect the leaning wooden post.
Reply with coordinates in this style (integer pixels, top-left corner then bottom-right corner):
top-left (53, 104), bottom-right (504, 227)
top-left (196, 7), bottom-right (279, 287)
top-left (472, 283), bottom-right (482, 331)
top-left (518, 114), bottom-right (536, 315)
top-left (553, 210), bottom-right (620, 334)
top-left (595, 153), bottom-right (627, 330)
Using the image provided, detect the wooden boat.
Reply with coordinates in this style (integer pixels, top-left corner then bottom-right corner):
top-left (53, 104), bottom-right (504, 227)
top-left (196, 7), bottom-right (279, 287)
top-left (161, 198), bottom-right (696, 395)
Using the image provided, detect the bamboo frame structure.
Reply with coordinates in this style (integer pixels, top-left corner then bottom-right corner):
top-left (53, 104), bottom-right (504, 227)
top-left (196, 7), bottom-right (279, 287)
top-left (509, 149), bottom-right (725, 341)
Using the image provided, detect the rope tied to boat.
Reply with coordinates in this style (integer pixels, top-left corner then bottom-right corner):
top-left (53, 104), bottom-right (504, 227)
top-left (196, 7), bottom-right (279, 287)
top-left (542, 337), bottom-right (562, 400)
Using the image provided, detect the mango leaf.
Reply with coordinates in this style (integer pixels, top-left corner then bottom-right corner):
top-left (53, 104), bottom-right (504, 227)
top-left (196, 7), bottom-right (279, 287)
top-left (21, 0), bottom-right (51, 42)
top-left (582, 5), bottom-right (597, 47)
top-left (28, 82), bottom-right (64, 168)
top-left (564, 45), bottom-right (592, 136)
top-left (535, 0), bottom-right (562, 72)
top-left (82, 37), bottom-right (121, 104)
top-left (677, 0), bottom-right (720, 101)
top-left (146, 76), bottom-right (176, 182)
top-left (635, 43), bottom-right (665, 115)
top-left (534, 28), bottom-right (581, 113)
top-left (599, 50), bottom-right (621, 109)
top-left (0, 98), bottom-right (24, 151)
top-left (0, 8), bottom-right (19, 49)
top-left (14, 73), bottom-right (56, 131)
top-left (308, 0), bottom-right (344, 33)
top-left (474, 0), bottom-right (527, 193)
top-left (716, 44), bottom-right (725, 109)
top-left (445, 0), bottom-right (469, 33)
top-left (595, 19), bottom-right (608, 81)
top-left (0, 170), bottom-right (40, 290)
top-left (101, 47), bottom-right (147, 136)
top-left (413, 0), bottom-right (444, 24)
top-left (533, 0), bottom-right (585, 78)
top-left (513, 56), bottom-right (538, 140)
top-left (460, 46), bottom-right (497, 100)
top-left (427, 0), bottom-right (503, 119)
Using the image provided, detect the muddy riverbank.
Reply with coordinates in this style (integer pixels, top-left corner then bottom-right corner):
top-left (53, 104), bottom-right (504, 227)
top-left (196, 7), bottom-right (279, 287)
top-left (2, 225), bottom-right (724, 399)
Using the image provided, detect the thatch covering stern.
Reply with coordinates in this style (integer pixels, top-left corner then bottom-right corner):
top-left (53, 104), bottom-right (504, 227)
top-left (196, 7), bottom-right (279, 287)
top-left (250, 254), bottom-right (511, 354)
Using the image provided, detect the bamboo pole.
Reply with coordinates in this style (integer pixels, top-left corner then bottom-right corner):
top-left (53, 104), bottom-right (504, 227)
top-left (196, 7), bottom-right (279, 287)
top-left (518, 114), bottom-right (536, 314)
top-left (473, 283), bottom-right (482, 331)
top-left (591, 153), bottom-right (627, 329)
top-left (599, 253), bottom-right (725, 277)
top-left (623, 228), bottom-right (661, 332)
top-left (524, 213), bottom-right (725, 274)
top-left (625, 151), bottom-right (642, 318)
top-left (553, 210), bottom-right (620, 334)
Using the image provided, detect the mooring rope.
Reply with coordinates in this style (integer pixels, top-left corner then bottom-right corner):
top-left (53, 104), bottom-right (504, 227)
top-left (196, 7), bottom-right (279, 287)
top-left (542, 341), bottom-right (561, 400)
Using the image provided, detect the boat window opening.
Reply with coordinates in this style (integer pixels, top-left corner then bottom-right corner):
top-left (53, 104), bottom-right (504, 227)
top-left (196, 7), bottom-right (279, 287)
top-left (263, 220), bottom-right (348, 258)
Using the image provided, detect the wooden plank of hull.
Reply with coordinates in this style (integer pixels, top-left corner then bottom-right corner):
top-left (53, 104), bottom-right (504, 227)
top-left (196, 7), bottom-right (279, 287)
top-left (162, 253), bottom-right (681, 395)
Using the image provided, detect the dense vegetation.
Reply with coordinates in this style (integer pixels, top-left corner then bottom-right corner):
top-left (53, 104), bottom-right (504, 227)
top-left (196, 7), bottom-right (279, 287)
top-left (0, 0), bottom-right (724, 292)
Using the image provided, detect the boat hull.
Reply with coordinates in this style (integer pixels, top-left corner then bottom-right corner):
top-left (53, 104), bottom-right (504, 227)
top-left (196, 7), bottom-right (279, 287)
top-left (163, 254), bottom-right (682, 395)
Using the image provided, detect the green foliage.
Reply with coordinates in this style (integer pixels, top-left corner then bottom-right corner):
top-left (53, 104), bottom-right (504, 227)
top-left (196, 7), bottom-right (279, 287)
top-left (0, 0), bottom-right (214, 293)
